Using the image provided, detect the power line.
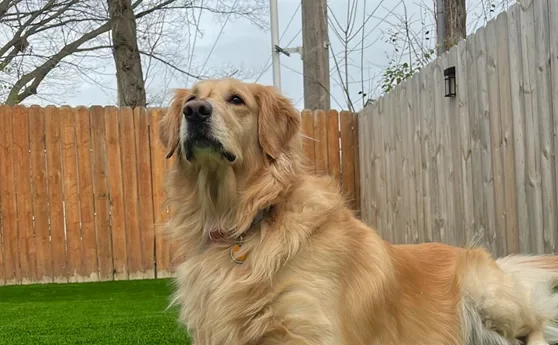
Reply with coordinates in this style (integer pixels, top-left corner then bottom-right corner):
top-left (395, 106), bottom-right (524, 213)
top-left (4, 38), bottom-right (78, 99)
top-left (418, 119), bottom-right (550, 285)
top-left (199, 0), bottom-right (239, 76)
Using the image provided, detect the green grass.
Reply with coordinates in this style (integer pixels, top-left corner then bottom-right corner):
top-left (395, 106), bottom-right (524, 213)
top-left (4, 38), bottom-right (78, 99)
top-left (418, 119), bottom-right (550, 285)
top-left (0, 279), bottom-right (190, 345)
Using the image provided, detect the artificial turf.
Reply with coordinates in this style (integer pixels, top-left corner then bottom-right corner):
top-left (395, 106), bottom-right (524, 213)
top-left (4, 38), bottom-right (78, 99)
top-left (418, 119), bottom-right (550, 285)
top-left (0, 279), bottom-right (190, 345)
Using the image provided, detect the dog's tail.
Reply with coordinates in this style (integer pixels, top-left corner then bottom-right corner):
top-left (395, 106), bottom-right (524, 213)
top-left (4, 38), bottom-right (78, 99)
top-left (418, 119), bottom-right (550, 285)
top-left (496, 254), bottom-right (558, 343)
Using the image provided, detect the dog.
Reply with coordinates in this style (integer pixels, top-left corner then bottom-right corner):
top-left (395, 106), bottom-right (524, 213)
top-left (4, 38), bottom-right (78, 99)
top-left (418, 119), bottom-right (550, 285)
top-left (158, 78), bottom-right (558, 345)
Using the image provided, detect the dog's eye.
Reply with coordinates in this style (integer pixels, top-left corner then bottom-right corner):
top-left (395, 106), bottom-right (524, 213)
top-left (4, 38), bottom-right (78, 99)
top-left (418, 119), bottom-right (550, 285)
top-left (229, 95), bottom-right (244, 105)
top-left (187, 95), bottom-right (196, 102)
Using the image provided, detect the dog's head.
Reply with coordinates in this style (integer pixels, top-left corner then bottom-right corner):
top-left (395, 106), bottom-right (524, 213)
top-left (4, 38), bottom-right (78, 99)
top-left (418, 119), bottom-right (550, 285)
top-left (159, 78), bottom-right (301, 168)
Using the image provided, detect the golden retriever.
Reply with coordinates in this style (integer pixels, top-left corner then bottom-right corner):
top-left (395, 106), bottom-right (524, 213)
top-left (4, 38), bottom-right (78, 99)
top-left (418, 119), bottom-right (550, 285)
top-left (158, 78), bottom-right (558, 345)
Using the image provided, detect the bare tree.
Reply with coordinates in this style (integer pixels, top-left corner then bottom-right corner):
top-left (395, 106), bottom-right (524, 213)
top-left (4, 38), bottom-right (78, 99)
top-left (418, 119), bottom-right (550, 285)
top-left (108, 0), bottom-right (146, 107)
top-left (323, 0), bottom-right (515, 112)
top-left (0, 0), bottom-right (267, 105)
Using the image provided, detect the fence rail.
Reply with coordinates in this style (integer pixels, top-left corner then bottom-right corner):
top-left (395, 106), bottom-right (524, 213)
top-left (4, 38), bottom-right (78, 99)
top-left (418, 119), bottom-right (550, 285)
top-left (358, 0), bottom-right (558, 256)
top-left (0, 105), bottom-right (358, 286)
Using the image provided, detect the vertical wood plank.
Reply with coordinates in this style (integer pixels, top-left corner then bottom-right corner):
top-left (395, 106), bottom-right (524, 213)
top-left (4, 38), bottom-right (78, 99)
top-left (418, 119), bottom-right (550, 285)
top-left (467, 31), bottom-right (486, 249)
top-left (76, 107), bottom-right (98, 281)
top-left (410, 75), bottom-right (424, 244)
top-left (366, 107), bottom-right (378, 229)
top-left (326, 110), bottom-right (341, 182)
top-left (403, 75), bottom-right (419, 243)
top-left (478, 27), bottom-right (498, 255)
top-left (392, 85), bottom-right (404, 244)
top-left (519, 0), bottom-right (543, 253)
top-left (313, 110), bottom-right (328, 175)
top-left (120, 107), bottom-right (143, 279)
top-left (399, 84), bottom-right (412, 244)
top-left (352, 114), bottom-right (360, 218)
top-left (384, 93), bottom-right (396, 243)
top-left (454, 40), bottom-right (475, 249)
top-left (508, 6), bottom-right (531, 253)
top-left (301, 110), bottom-right (315, 172)
top-left (28, 105), bottom-right (52, 283)
top-left (90, 106), bottom-right (113, 280)
top-left (59, 106), bottom-right (83, 282)
top-left (420, 63), bottom-right (434, 243)
top-left (150, 108), bottom-right (171, 278)
top-left (135, 107), bottom-right (156, 279)
top-left (430, 61), bottom-right (444, 244)
top-left (104, 106), bottom-right (128, 280)
top-left (549, 0), bottom-right (558, 254)
top-left (340, 111), bottom-right (356, 212)
top-left (496, 11), bottom-right (519, 255)
top-left (0, 105), bottom-right (20, 285)
top-left (485, 20), bottom-right (507, 256)
top-left (507, 5), bottom-right (529, 254)
top-left (373, 100), bottom-right (387, 238)
top-left (358, 110), bottom-right (369, 225)
top-left (12, 105), bottom-right (36, 284)
top-left (442, 52), bottom-right (457, 247)
top-left (533, 0), bottom-right (556, 254)
top-left (45, 106), bottom-right (68, 282)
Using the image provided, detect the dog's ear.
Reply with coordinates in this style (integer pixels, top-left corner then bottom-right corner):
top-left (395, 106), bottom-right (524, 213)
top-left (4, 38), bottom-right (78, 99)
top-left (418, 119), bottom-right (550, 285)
top-left (253, 85), bottom-right (300, 161)
top-left (159, 89), bottom-right (191, 159)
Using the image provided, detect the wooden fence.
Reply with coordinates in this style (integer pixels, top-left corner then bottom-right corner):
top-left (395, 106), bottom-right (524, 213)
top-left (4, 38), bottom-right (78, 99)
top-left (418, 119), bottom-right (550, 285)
top-left (0, 105), bottom-right (359, 285)
top-left (358, 0), bottom-right (558, 257)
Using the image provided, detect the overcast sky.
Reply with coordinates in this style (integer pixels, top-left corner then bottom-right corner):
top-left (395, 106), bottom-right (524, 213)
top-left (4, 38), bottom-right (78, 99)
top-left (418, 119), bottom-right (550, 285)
top-left (20, 0), bottom-right (514, 111)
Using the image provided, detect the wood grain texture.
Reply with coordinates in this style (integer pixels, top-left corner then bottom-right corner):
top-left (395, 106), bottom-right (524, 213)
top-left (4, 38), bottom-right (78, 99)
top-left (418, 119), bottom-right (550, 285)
top-left (12, 105), bottom-right (36, 284)
top-left (45, 106), bottom-right (68, 283)
top-left (59, 106), bottom-right (83, 282)
top-left (135, 107), bottom-right (155, 279)
top-left (149, 108), bottom-right (171, 278)
top-left (28, 106), bottom-right (52, 283)
top-left (340, 111), bottom-right (356, 212)
top-left (0, 105), bottom-right (19, 285)
top-left (313, 110), bottom-right (328, 176)
top-left (549, 0), bottom-right (558, 254)
top-left (326, 110), bottom-right (341, 182)
top-left (485, 20), bottom-right (507, 256)
top-left (533, 0), bottom-right (556, 254)
top-left (495, 11), bottom-right (519, 254)
top-left (75, 107), bottom-right (98, 282)
top-left (301, 110), bottom-right (315, 172)
top-left (104, 106), bottom-right (128, 280)
top-left (90, 106), bottom-right (113, 281)
top-left (119, 107), bottom-right (143, 279)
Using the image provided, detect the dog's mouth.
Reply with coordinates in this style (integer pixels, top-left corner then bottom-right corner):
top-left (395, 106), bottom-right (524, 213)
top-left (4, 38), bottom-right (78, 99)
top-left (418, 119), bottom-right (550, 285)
top-left (184, 136), bottom-right (236, 163)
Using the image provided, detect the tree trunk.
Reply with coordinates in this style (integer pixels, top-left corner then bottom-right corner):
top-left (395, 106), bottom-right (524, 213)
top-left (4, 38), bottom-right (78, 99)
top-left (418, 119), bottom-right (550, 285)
top-left (108, 0), bottom-right (146, 108)
top-left (438, 0), bottom-right (467, 53)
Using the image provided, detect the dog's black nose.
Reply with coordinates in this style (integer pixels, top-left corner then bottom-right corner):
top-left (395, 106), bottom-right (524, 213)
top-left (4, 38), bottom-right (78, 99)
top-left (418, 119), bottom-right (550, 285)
top-left (183, 100), bottom-right (213, 122)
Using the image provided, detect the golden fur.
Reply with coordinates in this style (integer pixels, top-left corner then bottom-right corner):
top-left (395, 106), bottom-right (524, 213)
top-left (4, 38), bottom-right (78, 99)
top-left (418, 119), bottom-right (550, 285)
top-left (158, 78), bottom-right (558, 345)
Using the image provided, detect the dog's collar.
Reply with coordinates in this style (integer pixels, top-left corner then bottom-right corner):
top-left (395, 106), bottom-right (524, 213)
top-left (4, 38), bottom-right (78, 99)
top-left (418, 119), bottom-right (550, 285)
top-left (208, 207), bottom-right (272, 264)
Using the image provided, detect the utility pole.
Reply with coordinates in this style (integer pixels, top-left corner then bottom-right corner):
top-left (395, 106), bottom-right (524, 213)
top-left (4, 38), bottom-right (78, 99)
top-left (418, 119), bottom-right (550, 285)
top-left (301, 0), bottom-right (330, 110)
top-left (270, 0), bottom-right (281, 90)
top-left (436, 0), bottom-right (466, 55)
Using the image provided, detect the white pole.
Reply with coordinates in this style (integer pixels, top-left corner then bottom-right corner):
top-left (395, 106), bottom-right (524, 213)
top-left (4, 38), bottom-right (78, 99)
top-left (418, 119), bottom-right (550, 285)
top-left (270, 0), bottom-right (281, 90)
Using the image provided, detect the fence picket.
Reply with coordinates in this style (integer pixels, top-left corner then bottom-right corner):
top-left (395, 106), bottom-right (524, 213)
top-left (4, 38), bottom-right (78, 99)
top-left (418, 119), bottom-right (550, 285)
top-left (45, 106), bottom-right (67, 283)
top-left (104, 106), bottom-right (128, 280)
top-left (0, 105), bottom-right (19, 285)
top-left (135, 107), bottom-right (156, 279)
top-left (12, 105), bottom-right (36, 284)
top-left (60, 106), bottom-right (83, 282)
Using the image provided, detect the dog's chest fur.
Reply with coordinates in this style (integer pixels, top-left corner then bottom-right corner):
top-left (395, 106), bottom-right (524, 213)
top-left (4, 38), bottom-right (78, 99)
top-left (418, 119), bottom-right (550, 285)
top-left (172, 242), bottom-right (341, 345)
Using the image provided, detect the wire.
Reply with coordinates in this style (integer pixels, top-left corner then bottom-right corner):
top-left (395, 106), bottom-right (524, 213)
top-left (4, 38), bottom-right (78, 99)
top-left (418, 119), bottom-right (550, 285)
top-left (199, 0), bottom-right (239, 76)
top-left (280, 63), bottom-right (344, 109)
top-left (254, 2), bottom-right (302, 83)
